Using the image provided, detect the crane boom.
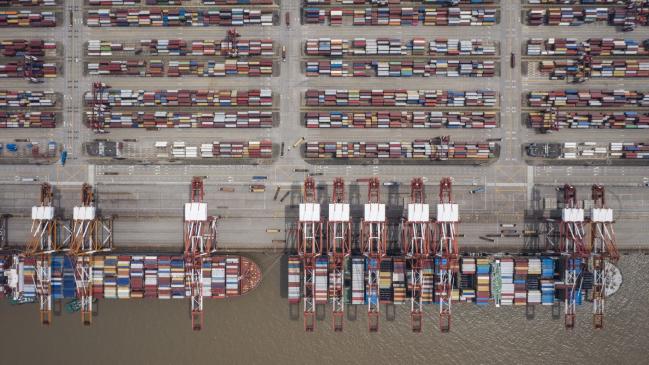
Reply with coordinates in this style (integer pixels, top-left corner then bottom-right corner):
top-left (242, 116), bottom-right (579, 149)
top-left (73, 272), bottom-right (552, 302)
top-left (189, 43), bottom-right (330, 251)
top-left (361, 177), bottom-right (386, 332)
top-left (327, 177), bottom-right (351, 331)
top-left (298, 177), bottom-right (323, 331)
top-left (401, 178), bottom-right (431, 332)
top-left (433, 177), bottom-right (459, 332)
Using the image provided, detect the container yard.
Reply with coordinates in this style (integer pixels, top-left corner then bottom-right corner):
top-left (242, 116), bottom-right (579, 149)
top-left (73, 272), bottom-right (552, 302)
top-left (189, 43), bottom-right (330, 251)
top-left (0, 0), bottom-right (648, 361)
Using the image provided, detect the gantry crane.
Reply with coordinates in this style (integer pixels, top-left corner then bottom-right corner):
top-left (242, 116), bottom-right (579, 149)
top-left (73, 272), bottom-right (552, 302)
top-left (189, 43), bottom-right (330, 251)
top-left (90, 82), bottom-right (109, 133)
top-left (360, 177), bottom-right (386, 332)
top-left (183, 176), bottom-right (218, 331)
top-left (559, 184), bottom-right (588, 329)
top-left (225, 29), bottom-right (241, 58)
top-left (69, 183), bottom-right (113, 326)
top-left (401, 178), bottom-right (432, 332)
top-left (588, 185), bottom-right (619, 329)
top-left (433, 177), bottom-right (460, 332)
top-left (327, 177), bottom-right (351, 332)
top-left (24, 183), bottom-right (59, 325)
top-left (297, 176), bottom-right (323, 331)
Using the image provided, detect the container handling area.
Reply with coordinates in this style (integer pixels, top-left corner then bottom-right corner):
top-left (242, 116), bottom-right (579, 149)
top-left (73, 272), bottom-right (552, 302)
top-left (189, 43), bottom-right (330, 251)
top-left (0, 0), bottom-right (647, 343)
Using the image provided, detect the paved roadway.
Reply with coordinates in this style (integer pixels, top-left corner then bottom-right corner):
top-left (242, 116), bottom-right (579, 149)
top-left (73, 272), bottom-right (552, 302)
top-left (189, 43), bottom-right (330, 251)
top-left (0, 0), bottom-right (648, 251)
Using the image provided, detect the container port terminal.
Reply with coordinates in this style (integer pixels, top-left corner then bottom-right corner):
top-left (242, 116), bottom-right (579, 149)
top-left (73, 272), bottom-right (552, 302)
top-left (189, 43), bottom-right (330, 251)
top-left (0, 0), bottom-right (649, 347)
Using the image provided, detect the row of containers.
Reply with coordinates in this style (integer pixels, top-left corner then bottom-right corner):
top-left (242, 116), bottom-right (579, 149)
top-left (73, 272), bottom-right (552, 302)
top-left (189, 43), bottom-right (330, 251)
top-left (0, 90), bottom-right (58, 128)
top-left (305, 59), bottom-right (496, 77)
top-left (304, 38), bottom-right (497, 57)
top-left (305, 89), bottom-right (497, 108)
top-left (303, 7), bottom-right (498, 25)
top-left (302, 0), bottom-right (497, 4)
top-left (0, 90), bottom-right (57, 108)
top-left (85, 0), bottom-right (275, 5)
top-left (526, 142), bottom-right (649, 162)
top-left (0, 0), bottom-right (59, 5)
top-left (86, 88), bottom-right (274, 108)
top-left (535, 59), bottom-right (649, 80)
top-left (0, 40), bottom-right (58, 82)
top-left (528, 111), bottom-right (649, 129)
top-left (288, 256), bottom-right (585, 309)
top-left (526, 38), bottom-right (649, 56)
top-left (83, 110), bottom-right (275, 128)
top-left (527, 89), bottom-right (649, 108)
top-left (153, 140), bottom-right (273, 159)
top-left (0, 40), bottom-right (57, 58)
top-left (0, 11), bottom-right (57, 27)
top-left (526, 88), bottom-right (649, 131)
top-left (86, 59), bottom-right (274, 77)
top-left (304, 111), bottom-right (497, 128)
top-left (85, 8), bottom-right (276, 26)
top-left (303, 140), bottom-right (499, 163)
top-left (527, 7), bottom-right (649, 27)
top-left (2, 254), bottom-right (261, 301)
top-left (87, 39), bottom-right (275, 57)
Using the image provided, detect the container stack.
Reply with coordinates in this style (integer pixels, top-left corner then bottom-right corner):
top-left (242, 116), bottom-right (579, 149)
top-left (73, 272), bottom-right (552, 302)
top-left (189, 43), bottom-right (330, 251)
top-left (305, 140), bottom-right (497, 161)
top-left (305, 111), bottom-right (497, 128)
top-left (527, 258), bottom-right (542, 305)
top-left (527, 38), bottom-right (647, 56)
top-left (351, 257), bottom-right (365, 304)
top-left (144, 256), bottom-right (158, 298)
top-left (226, 257), bottom-right (240, 296)
top-left (51, 256), bottom-right (63, 300)
top-left (460, 257), bottom-right (476, 302)
top-left (476, 258), bottom-right (490, 305)
top-left (157, 256), bottom-right (171, 299)
top-left (305, 89), bottom-right (496, 107)
top-left (170, 256), bottom-right (185, 298)
top-left (62, 256), bottom-right (76, 299)
top-left (103, 256), bottom-right (118, 299)
top-left (288, 256), bottom-right (301, 303)
top-left (421, 259), bottom-right (434, 304)
top-left (378, 259), bottom-right (393, 304)
top-left (499, 258), bottom-right (514, 306)
top-left (419, 8), bottom-right (497, 26)
top-left (211, 257), bottom-right (226, 298)
top-left (541, 258), bottom-right (555, 305)
top-left (0, 40), bottom-right (56, 57)
top-left (89, 88), bottom-right (273, 107)
top-left (0, 256), bottom-right (6, 298)
top-left (86, 9), bottom-right (275, 27)
top-left (0, 90), bottom-right (56, 108)
top-left (306, 59), bottom-right (495, 77)
top-left (528, 90), bottom-right (649, 108)
top-left (22, 258), bottom-right (37, 300)
top-left (514, 258), bottom-right (528, 306)
top-left (202, 259), bottom-right (212, 298)
top-left (0, 11), bottom-right (57, 27)
top-left (314, 257), bottom-right (328, 304)
top-left (88, 111), bottom-right (273, 129)
top-left (130, 256), bottom-right (144, 299)
top-left (117, 256), bottom-right (130, 299)
top-left (529, 111), bottom-right (649, 129)
top-left (392, 258), bottom-right (406, 304)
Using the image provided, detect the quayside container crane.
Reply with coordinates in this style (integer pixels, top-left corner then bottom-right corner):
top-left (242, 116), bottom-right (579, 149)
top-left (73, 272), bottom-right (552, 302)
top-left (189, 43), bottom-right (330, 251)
top-left (327, 177), bottom-right (351, 332)
top-left (401, 178), bottom-right (431, 333)
top-left (433, 177), bottom-right (459, 333)
top-left (588, 184), bottom-right (619, 330)
top-left (297, 176), bottom-right (323, 331)
top-left (361, 177), bottom-right (386, 332)
top-left (559, 184), bottom-right (588, 329)
top-left (90, 82), bottom-right (108, 133)
top-left (68, 183), bottom-right (113, 326)
top-left (184, 176), bottom-right (218, 331)
top-left (24, 183), bottom-right (59, 325)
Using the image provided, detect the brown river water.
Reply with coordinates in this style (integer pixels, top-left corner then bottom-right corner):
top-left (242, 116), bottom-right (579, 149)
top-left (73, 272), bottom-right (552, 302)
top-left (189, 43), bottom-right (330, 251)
top-left (1, 253), bottom-right (648, 365)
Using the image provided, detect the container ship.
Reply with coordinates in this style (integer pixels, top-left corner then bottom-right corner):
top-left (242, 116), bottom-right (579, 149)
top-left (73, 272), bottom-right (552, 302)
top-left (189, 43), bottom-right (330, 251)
top-left (0, 253), bottom-right (261, 301)
top-left (290, 177), bottom-right (621, 332)
top-left (0, 178), bottom-right (262, 330)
